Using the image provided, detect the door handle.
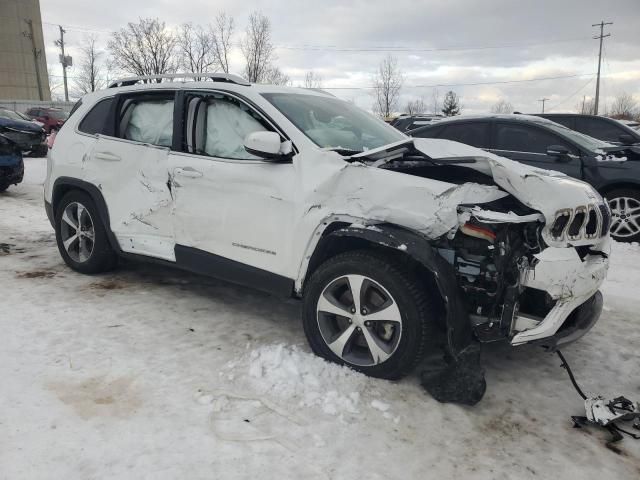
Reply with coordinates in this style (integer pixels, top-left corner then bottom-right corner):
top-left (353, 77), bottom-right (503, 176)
top-left (174, 167), bottom-right (203, 178)
top-left (94, 151), bottom-right (121, 162)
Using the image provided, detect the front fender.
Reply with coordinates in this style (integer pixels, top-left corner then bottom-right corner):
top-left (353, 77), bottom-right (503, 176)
top-left (328, 224), bottom-right (472, 360)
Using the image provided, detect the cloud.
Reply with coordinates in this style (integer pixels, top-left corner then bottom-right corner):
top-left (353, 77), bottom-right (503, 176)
top-left (40, 0), bottom-right (640, 112)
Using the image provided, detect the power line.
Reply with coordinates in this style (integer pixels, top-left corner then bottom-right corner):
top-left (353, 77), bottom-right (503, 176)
top-left (546, 77), bottom-right (595, 111)
top-left (274, 37), bottom-right (591, 53)
top-left (42, 21), bottom-right (591, 54)
top-left (322, 72), bottom-right (596, 90)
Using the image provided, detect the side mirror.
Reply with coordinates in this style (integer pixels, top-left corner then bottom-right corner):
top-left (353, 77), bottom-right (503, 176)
top-left (244, 131), bottom-right (291, 160)
top-left (619, 134), bottom-right (635, 145)
top-left (547, 145), bottom-right (569, 157)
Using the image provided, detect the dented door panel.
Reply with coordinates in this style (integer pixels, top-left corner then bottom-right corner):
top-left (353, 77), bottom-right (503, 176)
top-left (83, 136), bottom-right (175, 260)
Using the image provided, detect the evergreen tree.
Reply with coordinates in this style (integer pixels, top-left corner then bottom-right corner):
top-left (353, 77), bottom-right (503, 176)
top-left (441, 90), bottom-right (461, 116)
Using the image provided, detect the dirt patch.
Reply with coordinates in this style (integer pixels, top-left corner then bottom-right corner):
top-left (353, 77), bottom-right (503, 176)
top-left (16, 270), bottom-right (57, 279)
top-left (47, 375), bottom-right (141, 420)
top-left (89, 280), bottom-right (126, 290)
top-left (0, 243), bottom-right (26, 255)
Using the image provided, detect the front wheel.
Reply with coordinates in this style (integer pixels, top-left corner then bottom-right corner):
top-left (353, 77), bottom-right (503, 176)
top-left (302, 250), bottom-right (436, 380)
top-left (607, 189), bottom-right (640, 242)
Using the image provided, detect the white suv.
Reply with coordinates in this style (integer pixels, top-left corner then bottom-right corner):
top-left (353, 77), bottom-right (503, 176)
top-left (44, 74), bottom-right (610, 399)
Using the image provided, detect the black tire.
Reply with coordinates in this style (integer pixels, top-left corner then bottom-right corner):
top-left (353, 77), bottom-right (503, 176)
top-left (302, 250), bottom-right (436, 380)
top-left (0, 183), bottom-right (8, 193)
top-left (54, 190), bottom-right (117, 274)
top-left (606, 188), bottom-right (640, 243)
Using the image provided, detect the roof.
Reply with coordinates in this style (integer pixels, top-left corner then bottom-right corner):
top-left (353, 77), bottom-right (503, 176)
top-left (84, 76), bottom-right (335, 103)
top-left (414, 113), bottom-right (556, 127)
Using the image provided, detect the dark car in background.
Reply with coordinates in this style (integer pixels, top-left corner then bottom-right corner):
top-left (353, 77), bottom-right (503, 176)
top-left (409, 114), bottom-right (640, 242)
top-left (24, 107), bottom-right (68, 133)
top-left (0, 135), bottom-right (24, 192)
top-left (390, 114), bottom-right (444, 132)
top-left (535, 113), bottom-right (640, 146)
top-left (0, 108), bottom-right (47, 157)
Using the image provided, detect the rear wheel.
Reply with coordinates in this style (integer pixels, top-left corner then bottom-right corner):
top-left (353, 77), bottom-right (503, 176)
top-left (0, 183), bottom-right (8, 193)
top-left (607, 188), bottom-right (640, 242)
top-left (55, 190), bottom-right (117, 273)
top-left (303, 250), bottom-right (436, 380)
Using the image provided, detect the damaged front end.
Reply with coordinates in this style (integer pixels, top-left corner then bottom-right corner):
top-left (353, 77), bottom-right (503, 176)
top-left (345, 138), bottom-right (611, 403)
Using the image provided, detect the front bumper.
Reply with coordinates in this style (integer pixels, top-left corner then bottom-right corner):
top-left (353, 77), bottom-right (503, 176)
top-left (510, 244), bottom-right (609, 346)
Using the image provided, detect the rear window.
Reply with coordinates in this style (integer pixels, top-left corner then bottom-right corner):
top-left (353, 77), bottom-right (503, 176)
top-left (78, 98), bottom-right (114, 135)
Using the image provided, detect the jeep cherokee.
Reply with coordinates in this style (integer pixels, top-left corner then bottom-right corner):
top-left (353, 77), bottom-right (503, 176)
top-left (44, 74), bottom-right (610, 396)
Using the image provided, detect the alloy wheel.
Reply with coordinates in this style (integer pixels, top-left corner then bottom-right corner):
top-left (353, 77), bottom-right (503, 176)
top-left (609, 196), bottom-right (640, 239)
top-left (316, 274), bottom-right (403, 367)
top-left (60, 201), bottom-right (95, 262)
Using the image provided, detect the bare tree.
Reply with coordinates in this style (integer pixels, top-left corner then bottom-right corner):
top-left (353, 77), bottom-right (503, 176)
top-left (212, 12), bottom-right (234, 74)
top-left (74, 35), bottom-right (105, 94)
top-left (108, 18), bottom-right (178, 78)
top-left (177, 23), bottom-right (217, 75)
top-left (372, 54), bottom-right (403, 118)
top-left (609, 92), bottom-right (638, 120)
top-left (241, 12), bottom-right (275, 83)
top-left (265, 66), bottom-right (290, 86)
top-left (303, 71), bottom-right (323, 89)
top-left (576, 96), bottom-right (596, 115)
top-left (431, 88), bottom-right (440, 115)
top-left (404, 97), bottom-right (428, 115)
top-left (491, 99), bottom-right (513, 114)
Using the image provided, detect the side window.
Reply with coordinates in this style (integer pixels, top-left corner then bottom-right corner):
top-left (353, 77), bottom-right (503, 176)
top-left (438, 122), bottom-right (490, 148)
top-left (185, 93), bottom-right (271, 160)
top-left (575, 117), bottom-right (626, 143)
top-left (411, 125), bottom-right (443, 138)
top-left (78, 98), bottom-right (113, 135)
top-left (495, 123), bottom-right (574, 154)
top-left (118, 95), bottom-right (174, 147)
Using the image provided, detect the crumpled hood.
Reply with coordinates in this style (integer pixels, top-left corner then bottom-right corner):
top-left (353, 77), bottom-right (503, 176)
top-left (351, 138), bottom-right (604, 230)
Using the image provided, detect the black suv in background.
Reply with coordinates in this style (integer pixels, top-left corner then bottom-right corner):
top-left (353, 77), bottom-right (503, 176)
top-left (535, 113), bottom-right (640, 146)
top-left (409, 114), bottom-right (640, 242)
top-left (390, 114), bottom-right (444, 132)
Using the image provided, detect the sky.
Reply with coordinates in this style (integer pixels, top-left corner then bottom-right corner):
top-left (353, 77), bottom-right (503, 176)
top-left (39, 0), bottom-right (640, 114)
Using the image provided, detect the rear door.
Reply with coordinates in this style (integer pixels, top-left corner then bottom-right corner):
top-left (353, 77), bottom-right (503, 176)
top-left (83, 90), bottom-right (177, 261)
top-left (488, 122), bottom-right (582, 178)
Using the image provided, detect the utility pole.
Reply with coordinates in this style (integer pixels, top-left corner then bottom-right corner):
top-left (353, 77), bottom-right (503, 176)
top-left (22, 19), bottom-right (44, 100)
top-left (55, 26), bottom-right (70, 101)
top-left (538, 98), bottom-right (549, 113)
top-left (592, 21), bottom-right (612, 115)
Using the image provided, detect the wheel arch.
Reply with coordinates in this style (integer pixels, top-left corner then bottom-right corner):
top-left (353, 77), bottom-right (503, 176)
top-left (299, 220), bottom-right (473, 360)
top-left (597, 182), bottom-right (640, 198)
top-left (51, 177), bottom-right (120, 251)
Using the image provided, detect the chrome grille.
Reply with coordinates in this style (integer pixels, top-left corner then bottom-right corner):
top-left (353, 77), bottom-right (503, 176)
top-left (550, 202), bottom-right (610, 242)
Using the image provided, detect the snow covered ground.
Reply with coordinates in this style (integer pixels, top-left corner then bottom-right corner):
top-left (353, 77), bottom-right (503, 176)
top-left (1, 157), bottom-right (639, 479)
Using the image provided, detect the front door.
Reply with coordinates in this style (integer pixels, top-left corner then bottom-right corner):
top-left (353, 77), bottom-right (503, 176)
top-left (168, 91), bottom-right (296, 280)
top-left (82, 92), bottom-right (177, 260)
top-left (489, 122), bottom-right (582, 179)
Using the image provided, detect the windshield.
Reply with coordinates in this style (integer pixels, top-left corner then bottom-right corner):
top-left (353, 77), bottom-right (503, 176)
top-left (0, 109), bottom-right (23, 121)
top-left (535, 119), bottom-right (612, 151)
top-left (262, 92), bottom-right (406, 152)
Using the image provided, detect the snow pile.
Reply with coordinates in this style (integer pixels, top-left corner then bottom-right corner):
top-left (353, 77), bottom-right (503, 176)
top-left (225, 344), bottom-right (369, 415)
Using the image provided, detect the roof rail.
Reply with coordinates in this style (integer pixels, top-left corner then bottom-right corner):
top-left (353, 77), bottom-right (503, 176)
top-left (108, 73), bottom-right (251, 89)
